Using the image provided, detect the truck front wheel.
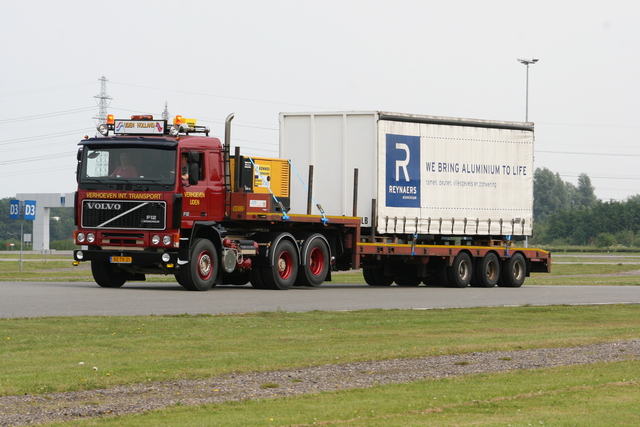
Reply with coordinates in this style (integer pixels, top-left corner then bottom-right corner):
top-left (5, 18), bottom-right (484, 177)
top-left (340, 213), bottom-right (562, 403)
top-left (178, 238), bottom-right (218, 291)
top-left (91, 260), bottom-right (127, 288)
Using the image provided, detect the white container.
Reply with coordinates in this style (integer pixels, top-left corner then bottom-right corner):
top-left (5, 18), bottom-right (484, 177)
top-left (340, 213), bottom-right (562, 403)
top-left (279, 112), bottom-right (534, 237)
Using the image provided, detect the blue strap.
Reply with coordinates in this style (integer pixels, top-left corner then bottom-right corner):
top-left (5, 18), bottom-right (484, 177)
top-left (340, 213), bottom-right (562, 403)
top-left (288, 160), bottom-right (328, 225)
top-left (411, 232), bottom-right (418, 256)
top-left (247, 157), bottom-right (289, 221)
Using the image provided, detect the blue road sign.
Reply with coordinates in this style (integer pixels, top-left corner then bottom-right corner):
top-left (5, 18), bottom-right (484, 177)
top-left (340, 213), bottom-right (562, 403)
top-left (24, 200), bottom-right (36, 220)
top-left (9, 200), bottom-right (20, 219)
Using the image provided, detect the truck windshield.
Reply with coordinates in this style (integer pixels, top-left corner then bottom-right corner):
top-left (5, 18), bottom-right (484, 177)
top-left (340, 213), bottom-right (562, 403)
top-left (79, 146), bottom-right (177, 188)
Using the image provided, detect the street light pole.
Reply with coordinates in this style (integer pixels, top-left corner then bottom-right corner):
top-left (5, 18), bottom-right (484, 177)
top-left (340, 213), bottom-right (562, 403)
top-left (517, 58), bottom-right (538, 122)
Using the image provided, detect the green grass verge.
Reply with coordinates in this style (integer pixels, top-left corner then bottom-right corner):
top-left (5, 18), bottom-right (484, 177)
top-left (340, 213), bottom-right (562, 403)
top-left (47, 360), bottom-right (640, 427)
top-left (2, 305), bottom-right (640, 397)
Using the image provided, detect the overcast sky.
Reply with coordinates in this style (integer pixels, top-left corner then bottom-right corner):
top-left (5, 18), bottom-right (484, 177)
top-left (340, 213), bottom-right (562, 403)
top-left (1, 0), bottom-right (638, 202)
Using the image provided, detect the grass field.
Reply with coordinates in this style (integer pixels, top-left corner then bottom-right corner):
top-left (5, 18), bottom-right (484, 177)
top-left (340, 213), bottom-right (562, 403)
top-left (50, 361), bottom-right (640, 426)
top-left (2, 305), bottom-right (639, 426)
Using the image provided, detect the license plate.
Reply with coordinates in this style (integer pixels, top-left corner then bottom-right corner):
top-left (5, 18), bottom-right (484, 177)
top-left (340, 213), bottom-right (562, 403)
top-left (111, 256), bottom-right (132, 263)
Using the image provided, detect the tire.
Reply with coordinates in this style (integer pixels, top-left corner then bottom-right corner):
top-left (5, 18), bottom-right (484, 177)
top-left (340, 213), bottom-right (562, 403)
top-left (472, 253), bottom-right (500, 288)
top-left (394, 275), bottom-right (421, 286)
top-left (436, 263), bottom-right (450, 287)
top-left (249, 267), bottom-right (266, 289)
top-left (499, 253), bottom-right (526, 288)
top-left (295, 235), bottom-right (330, 287)
top-left (363, 265), bottom-right (393, 286)
top-left (422, 276), bottom-right (438, 287)
top-left (174, 273), bottom-right (187, 289)
top-left (221, 271), bottom-right (250, 285)
top-left (262, 239), bottom-right (299, 290)
top-left (91, 260), bottom-right (127, 288)
top-left (177, 238), bottom-right (217, 291)
top-left (447, 252), bottom-right (472, 288)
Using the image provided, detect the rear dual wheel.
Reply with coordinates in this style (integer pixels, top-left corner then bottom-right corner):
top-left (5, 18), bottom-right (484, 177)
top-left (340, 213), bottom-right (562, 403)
top-left (472, 253), bottom-right (500, 288)
top-left (499, 253), bottom-right (526, 288)
top-left (363, 264), bottom-right (393, 286)
top-left (295, 235), bottom-right (330, 287)
top-left (448, 252), bottom-right (473, 288)
top-left (262, 240), bottom-right (299, 290)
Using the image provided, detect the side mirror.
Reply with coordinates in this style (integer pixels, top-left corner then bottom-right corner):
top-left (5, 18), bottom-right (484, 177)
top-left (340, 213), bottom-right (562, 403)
top-left (188, 163), bottom-right (199, 185)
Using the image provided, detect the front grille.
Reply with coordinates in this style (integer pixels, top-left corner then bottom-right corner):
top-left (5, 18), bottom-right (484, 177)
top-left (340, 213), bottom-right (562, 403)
top-left (82, 200), bottom-right (166, 230)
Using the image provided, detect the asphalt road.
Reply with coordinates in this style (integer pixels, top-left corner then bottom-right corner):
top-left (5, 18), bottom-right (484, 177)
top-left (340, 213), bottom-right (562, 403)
top-left (1, 281), bottom-right (639, 318)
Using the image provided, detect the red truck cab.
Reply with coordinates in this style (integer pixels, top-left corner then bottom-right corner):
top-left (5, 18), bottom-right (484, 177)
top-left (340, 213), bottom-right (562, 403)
top-left (73, 115), bottom-right (228, 288)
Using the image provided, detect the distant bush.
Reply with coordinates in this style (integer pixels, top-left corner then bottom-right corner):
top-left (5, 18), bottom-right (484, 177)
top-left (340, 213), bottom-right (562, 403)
top-left (595, 233), bottom-right (617, 248)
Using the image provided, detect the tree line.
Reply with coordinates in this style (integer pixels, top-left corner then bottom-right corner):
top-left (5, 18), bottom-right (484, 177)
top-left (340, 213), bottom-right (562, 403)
top-left (532, 168), bottom-right (640, 247)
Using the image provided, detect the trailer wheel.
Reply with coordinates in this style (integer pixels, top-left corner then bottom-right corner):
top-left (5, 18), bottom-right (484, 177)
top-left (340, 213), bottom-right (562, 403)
top-left (262, 239), bottom-right (299, 290)
top-left (91, 260), bottom-right (127, 288)
top-left (363, 266), bottom-right (393, 286)
top-left (436, 263), bottom-right (450, 287)
top-left (499, 253), bottom-right (526, 288)
top-left (178, 238), bottom-right (217, 291)
top-left (472, 253), bottom-right (500, 288)
top-left (447, 252), bottom-right (472, 288)
top-left (295, 235), bottom-right (330, 287)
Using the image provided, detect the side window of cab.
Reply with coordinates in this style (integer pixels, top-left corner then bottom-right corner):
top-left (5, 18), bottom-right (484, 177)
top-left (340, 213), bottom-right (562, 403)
top-left (183, 151), bottom-right (203, 185)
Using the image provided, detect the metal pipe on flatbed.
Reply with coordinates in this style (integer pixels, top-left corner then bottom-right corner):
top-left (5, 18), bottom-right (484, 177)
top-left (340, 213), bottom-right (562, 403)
top-left (307, 165), bottom-right (314, 215)
top-left (352, 168), bottom-right (358, 217)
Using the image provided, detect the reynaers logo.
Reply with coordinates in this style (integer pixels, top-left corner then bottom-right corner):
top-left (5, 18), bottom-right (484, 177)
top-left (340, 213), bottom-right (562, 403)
top-left (385, 134), bottom-right (420, 208)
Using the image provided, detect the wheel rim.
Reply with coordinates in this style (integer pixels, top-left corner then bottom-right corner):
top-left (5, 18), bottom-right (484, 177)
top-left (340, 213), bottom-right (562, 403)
top-left (486, 259), bottom-right (498, 281)
top-left (197, 251), bottom-right (213, 280)
top-left (513, 260), bottom-right (524, 281)
top-left (308, 247), bottom-right (325, 276)
top-left (277, 251), bottom-right (293, 279)
top-left (458, 260), bottom-right (471, 281)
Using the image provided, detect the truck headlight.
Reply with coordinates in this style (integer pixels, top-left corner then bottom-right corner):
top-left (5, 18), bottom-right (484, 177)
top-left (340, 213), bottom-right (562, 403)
top-left (152, 235), bottom-right (161, 245)
top-left (162, 253), bottom-right (171, 262)
top-left (77, 232), bottom-right (85, 243)
top-left (162, 235), bottom-right (172, 246)
top-left (86, 233), bottom-right (95, 243)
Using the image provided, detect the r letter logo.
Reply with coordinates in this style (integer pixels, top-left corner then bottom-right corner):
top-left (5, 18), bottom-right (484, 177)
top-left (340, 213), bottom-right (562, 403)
top-left (385, 134), bottom-right (421, 208)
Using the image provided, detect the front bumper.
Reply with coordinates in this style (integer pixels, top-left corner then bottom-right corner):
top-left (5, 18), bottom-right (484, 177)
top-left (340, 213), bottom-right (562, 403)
top-left (74, 249), bottom-right (180, 266)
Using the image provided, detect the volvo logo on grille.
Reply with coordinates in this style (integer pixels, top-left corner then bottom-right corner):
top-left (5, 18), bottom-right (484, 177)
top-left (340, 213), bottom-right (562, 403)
top-left (86, 202), bottom-right (122, 210)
